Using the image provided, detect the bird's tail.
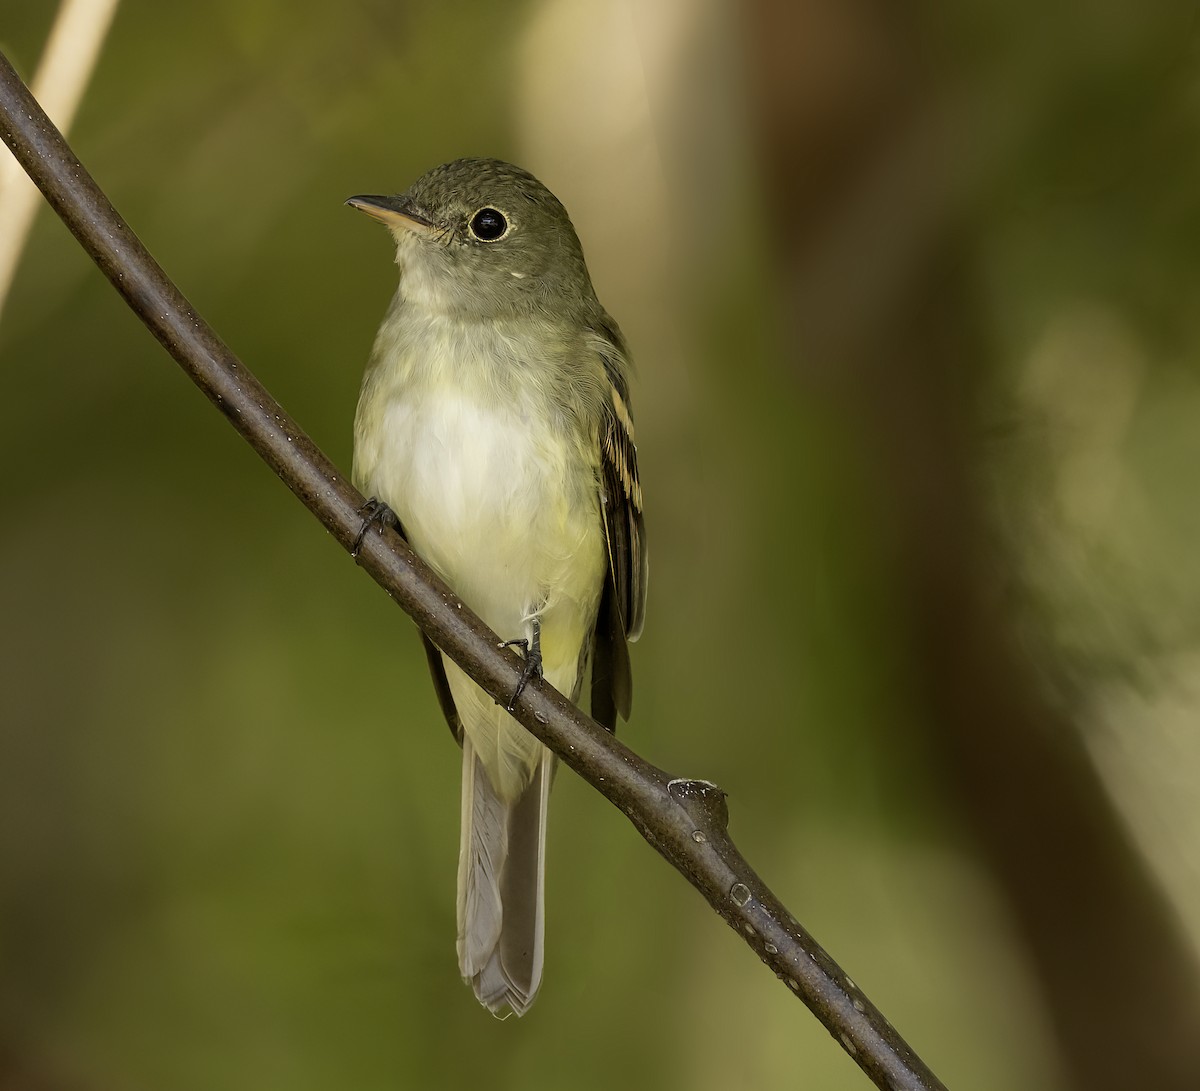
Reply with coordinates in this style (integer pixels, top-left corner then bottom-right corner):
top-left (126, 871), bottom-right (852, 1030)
top-left (456, 735), bottom-right (553, 1017)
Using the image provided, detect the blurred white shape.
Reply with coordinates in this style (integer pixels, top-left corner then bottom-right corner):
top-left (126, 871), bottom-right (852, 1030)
top-left (515, 0), bottom-right (672, 314)
top-left (0, 0), bottom-right (121, 323)
top-left (515, 0), bottom-right (748, 435)
top-left (1088, 659), bottom-right (1200, 958)
top-left (1017, 303), bottom-right (1200, 953)
top-left (1020, 304), bottom-right (1145, 536)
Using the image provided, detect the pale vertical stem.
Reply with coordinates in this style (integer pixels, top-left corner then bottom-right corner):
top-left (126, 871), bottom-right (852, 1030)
top-left (0, 0), bottom-right (121, 322)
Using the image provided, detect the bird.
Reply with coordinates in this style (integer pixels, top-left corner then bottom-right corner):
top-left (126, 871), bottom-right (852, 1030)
top-left (347, 158), bottom-right (646, 1016)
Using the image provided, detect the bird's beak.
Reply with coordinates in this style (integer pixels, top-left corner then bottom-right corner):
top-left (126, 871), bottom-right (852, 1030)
top-left (346, 194), bottom-right (438, 236)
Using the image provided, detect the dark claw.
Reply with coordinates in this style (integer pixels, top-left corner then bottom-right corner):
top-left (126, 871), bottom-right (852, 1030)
top-left (507, 649), bottom-right (543, 711)
top-left (352, 497), bottom-right (398, 559)
top-left (501, 619), bottom-right (543, 711)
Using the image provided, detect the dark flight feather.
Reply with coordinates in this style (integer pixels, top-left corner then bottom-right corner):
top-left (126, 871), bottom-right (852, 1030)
top-left (591, 318), bottom-right (647, 730)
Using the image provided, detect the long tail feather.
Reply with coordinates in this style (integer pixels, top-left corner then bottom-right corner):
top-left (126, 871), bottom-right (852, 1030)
top-left (457, 738), bottom-right (552, 1017)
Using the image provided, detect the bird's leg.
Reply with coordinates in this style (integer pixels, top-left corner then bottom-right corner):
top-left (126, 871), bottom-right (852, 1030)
top-left (500, 616), bottom-right (543, 711)
top-left (352, 497), bottom-right (399, 559)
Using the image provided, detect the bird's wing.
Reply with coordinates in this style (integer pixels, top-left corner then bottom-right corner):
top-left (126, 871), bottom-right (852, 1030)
top-left (589, 319), bottom-right (647, 731)
top-left (422, 632), bottom-right (464, 745)
top-left (380, 513), bottom-right (462, 746)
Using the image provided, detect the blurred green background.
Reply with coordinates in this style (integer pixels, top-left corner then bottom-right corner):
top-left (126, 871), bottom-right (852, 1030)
top-left (4, 2), bottom-right (1200, 1089)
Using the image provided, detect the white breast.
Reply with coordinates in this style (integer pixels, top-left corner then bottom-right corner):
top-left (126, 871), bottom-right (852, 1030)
top-left (354, 323), bottom-right (605, 661)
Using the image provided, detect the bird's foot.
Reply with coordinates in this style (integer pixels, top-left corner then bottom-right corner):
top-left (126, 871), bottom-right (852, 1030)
top-left (352, 497), bottom-right (399, 559)
top-left (500, 619), bottom-right (542, 711)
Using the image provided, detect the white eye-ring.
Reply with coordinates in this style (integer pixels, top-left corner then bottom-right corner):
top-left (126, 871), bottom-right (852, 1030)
top-left (468, 207), bottom-right (510, 242)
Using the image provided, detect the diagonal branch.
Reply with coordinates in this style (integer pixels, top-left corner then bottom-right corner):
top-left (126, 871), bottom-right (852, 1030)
top-left (0, 51), bottom-right (947, 1091)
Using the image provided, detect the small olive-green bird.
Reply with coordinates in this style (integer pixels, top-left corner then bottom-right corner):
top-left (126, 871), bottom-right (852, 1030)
top-left (347, 158), bottom-right (646, 1016)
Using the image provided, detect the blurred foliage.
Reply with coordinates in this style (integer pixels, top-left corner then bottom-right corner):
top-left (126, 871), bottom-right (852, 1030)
top-left (2, 1), bottom-right (1199, 1089)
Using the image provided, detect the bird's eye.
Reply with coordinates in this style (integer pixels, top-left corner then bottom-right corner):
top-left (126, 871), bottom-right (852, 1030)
top-left (468, 207), bottom-right (508, 242)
